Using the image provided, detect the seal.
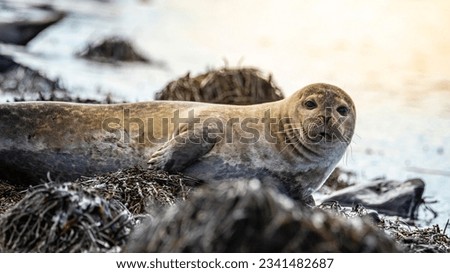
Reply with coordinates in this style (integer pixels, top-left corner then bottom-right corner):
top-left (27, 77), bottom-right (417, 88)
top-left (0, 83), bottom-right (355, 201)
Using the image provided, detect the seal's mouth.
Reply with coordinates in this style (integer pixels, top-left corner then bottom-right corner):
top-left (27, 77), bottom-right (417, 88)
top-left (302, 118), bottom-right (349, 145)
top-left (307, 126), bottom-right (344, 144)
top-left (319, 132), bottom-right (333, 142)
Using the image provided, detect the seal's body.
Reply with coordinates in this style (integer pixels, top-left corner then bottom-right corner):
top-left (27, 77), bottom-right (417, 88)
top-left (0, 83), bottom-right (355, 200)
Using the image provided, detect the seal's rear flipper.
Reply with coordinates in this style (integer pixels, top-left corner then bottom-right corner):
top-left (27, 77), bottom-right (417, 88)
top-left (148, 126), bottom-right (216, 172)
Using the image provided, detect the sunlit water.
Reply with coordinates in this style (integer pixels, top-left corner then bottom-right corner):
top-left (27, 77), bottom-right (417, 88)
top-left (1, 0), bottom-right (449, 227)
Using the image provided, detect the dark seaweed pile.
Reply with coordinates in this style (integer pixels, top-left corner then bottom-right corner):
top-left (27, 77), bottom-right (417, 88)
top-left (75, 167), bottom-right (201, 214)
top-left (1, 168), bottom-right (449, 252)
top-left (125, 179), bottom-right (400, 252)
top-left (0, 168), bottom-right (199, 252)
top-left (77, 36), bottom-right (151, 64)
top-left (155, 67), bottom-right (284, 105)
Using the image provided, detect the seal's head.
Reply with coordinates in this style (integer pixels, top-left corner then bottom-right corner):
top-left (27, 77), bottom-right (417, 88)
top-left (282, 83), bottom-right (356, 155)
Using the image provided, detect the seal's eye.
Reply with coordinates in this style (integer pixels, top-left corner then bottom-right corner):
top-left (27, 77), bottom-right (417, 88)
top-left (337, 106), bottom-right (349, 116)
top-left (304, 100), bottom-right (317, 109)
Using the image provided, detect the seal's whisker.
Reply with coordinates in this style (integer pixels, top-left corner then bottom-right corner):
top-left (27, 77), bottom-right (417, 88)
top-left (274, 125), bottom-right (304, 132)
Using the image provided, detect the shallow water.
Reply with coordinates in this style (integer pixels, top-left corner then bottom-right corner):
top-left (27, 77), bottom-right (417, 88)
top-left (1, 0), bottom-right (450, 227)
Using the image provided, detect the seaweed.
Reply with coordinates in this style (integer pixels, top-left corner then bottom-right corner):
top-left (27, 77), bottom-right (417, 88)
top-left (125, 180), bottom-right (400, 252)
top-left (382, 219), bottom-right (450, 253)
top-left (75, 167), bottom-right (201, 214)
top-left (77, 37), bottom-right (151, 64)
top-left (0, 182), bottom-right (134, 252)
top-left (155, 67), bottom-right (284, 105)
top-left (0, 180), bottom-right (27, 215)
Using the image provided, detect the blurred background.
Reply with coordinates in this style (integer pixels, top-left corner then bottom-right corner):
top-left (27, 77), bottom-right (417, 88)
top-left (1, 0), bottom-right (449, 226)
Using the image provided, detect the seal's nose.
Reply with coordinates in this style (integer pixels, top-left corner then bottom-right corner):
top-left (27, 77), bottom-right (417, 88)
top-left (318, 115), bottom-right (332, 125)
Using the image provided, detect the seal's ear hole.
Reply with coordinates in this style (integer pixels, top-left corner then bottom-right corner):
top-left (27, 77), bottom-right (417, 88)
top-left (304, 100), bottom-right (317, 109)
top-left (336, 106), bottom-right (349, 116)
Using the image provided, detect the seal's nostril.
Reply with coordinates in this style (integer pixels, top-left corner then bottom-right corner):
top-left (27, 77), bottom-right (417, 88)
top-left (319, 116), bottom-right (331, 124)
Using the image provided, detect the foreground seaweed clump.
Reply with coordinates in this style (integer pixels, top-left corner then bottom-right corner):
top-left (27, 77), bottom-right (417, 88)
top-left (0, 168), bottom-right (198, 252)
top-left (125, 179), bottom-right (400, 252)
top-left (0, 183), bottom-right (134, 253)
top-left (1, 168), bottom-right (448, 253)
top-left (155, 67), bottom-right (284, 105)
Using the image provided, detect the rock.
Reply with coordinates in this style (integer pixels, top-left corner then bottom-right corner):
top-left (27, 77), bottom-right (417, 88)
top-left (0, 54), bottom-right (119, 103)
top-left (0, 54), bottom-right (67, 100)
top-left (125, 179), bottom-right (400, 252)
top-left (155, 67), bottom-right (284, 105)
top-left (0, 3), bottom-right (65, 45)
top-left (0, 54), bottom-right (16, 73)
top-left (317, 179), bottom-right (425, 219)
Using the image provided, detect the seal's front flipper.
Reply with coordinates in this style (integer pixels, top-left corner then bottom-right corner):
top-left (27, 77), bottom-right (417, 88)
top-left (148, 125), bottom-right (217, 172)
